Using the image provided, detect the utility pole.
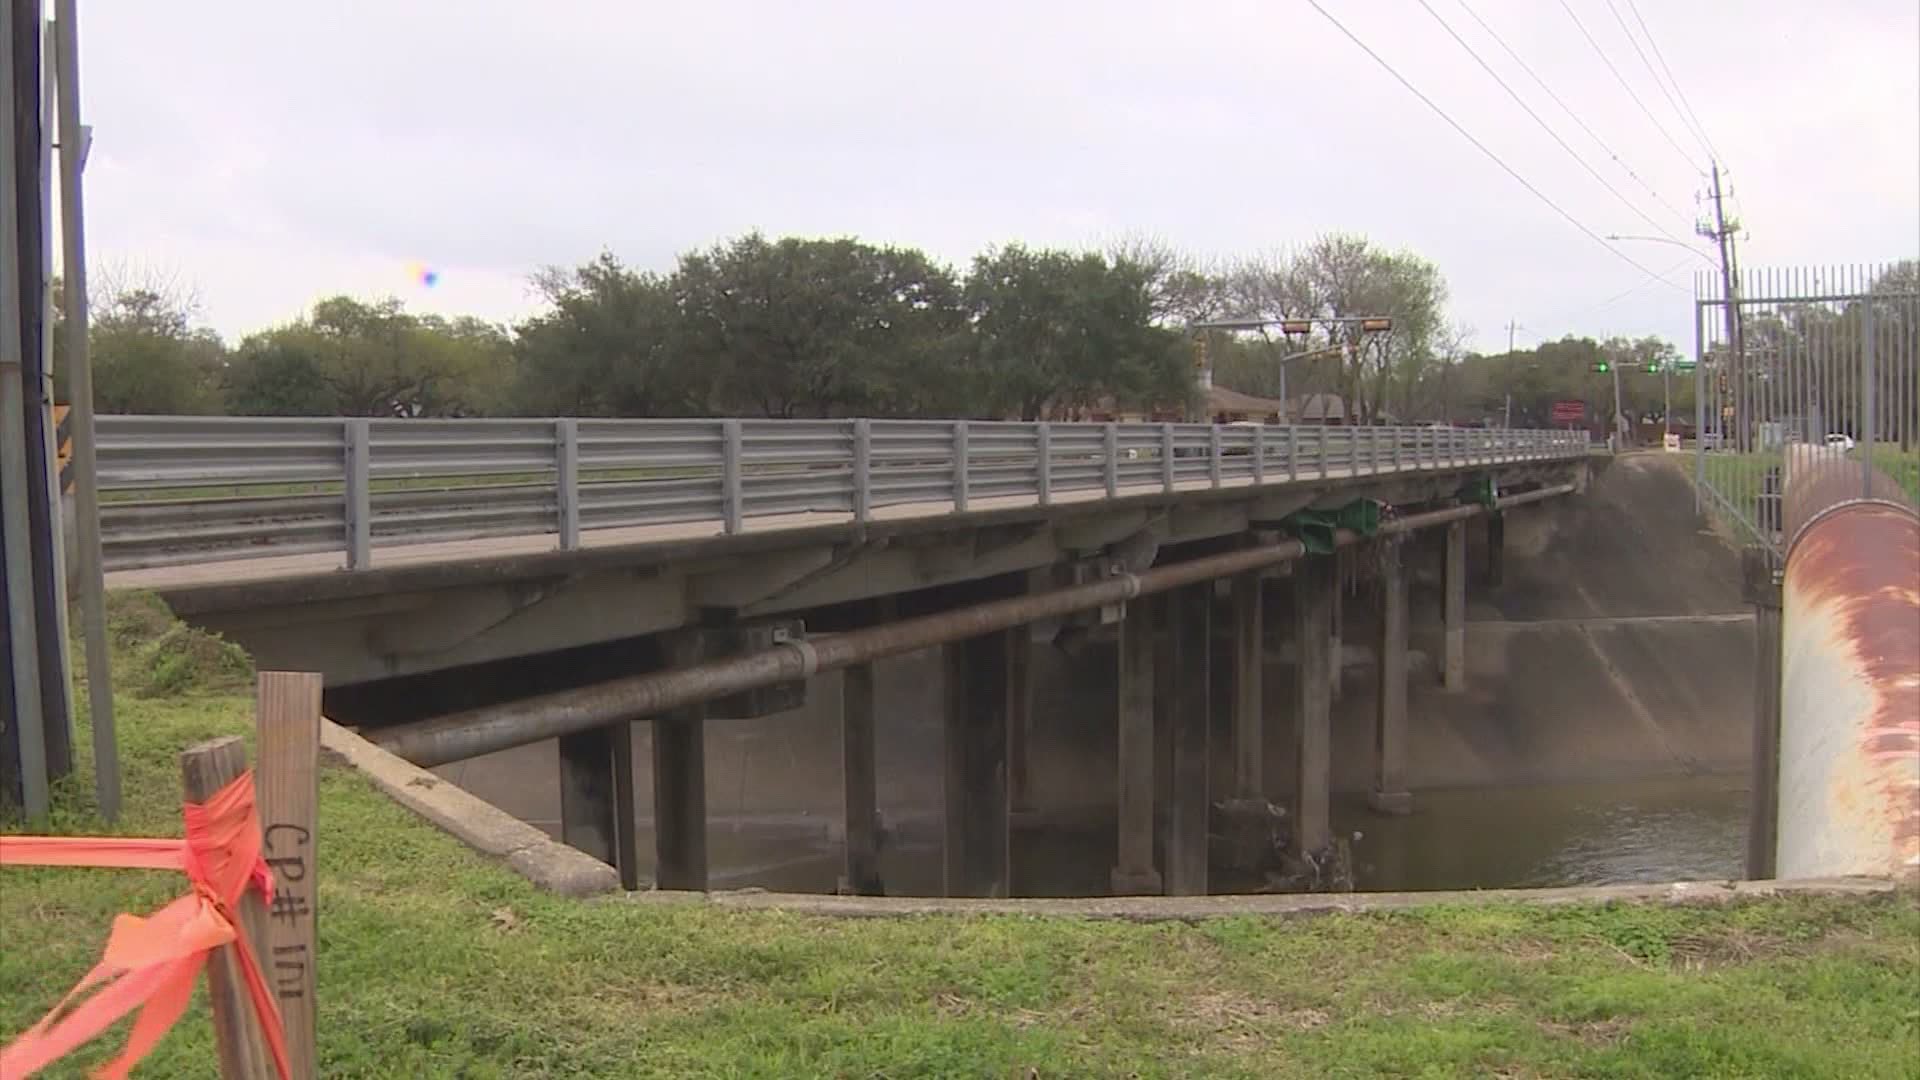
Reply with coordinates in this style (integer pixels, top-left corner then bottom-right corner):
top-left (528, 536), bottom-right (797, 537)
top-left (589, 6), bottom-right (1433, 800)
top-left (1699, 163), bottom-right (1744, 449)
top-left (1505, 319), bottom-right (1523, 356)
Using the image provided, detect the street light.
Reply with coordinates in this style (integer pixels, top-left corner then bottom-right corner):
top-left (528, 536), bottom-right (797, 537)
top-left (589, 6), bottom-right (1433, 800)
top-left (1189, 316), bottom-right (1392, 421)
top-left (1604, 234), bottom-right (1721, 270)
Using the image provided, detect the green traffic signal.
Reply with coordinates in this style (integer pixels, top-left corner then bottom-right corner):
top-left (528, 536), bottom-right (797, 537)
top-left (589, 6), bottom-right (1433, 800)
top-left (1592, 362), bottom-right (1610, 373)
top-left (1644, 361), bottom-right (1660, 373)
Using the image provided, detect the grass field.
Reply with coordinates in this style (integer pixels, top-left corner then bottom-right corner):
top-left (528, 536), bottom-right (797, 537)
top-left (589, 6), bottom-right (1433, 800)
top-left (3, 596), bottom-right (1917, 1077)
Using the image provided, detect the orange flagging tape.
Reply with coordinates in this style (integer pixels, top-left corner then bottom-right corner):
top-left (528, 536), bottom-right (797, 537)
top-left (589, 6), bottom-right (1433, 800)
top-left (0, 771), bottom-right (292, 1080)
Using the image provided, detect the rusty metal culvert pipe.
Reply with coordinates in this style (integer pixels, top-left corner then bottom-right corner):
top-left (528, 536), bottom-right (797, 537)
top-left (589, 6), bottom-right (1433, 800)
top-left (1775, 452), bottom-right (1920, 881)
top-left (377, 486), bottom-right (1573, 767)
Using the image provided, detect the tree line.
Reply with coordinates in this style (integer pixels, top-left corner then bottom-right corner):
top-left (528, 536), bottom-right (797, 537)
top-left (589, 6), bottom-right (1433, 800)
top-left (73, 232), bottom-right (1868, 428)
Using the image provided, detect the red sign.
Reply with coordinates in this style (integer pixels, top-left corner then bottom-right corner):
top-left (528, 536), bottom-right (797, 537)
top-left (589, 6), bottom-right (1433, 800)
top-left (1550, 400), bottom-right (1585, 424)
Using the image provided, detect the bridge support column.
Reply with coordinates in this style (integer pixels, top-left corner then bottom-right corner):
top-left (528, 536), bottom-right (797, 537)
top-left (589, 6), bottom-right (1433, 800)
top-left (1008, 623), bottom-right (1034, 814)
top-left (1485, 513), bottom-right (1505, 588)
top-left (1164, 583), bottom-right (1211, 896)
top-left (841, 662), bottom-right (884, 895)
top-left (1111, 597), bottom-right (1162, 895)
top-left (1329, 556), bottom-right (1345, 703)
top-left (944, 630), bottom-right (1013, 898)
top-left (653, 636), bottom-right (709, 891)
top-left (1442, 519), bottom-right (1467, 692)
top-left (1744, 549), bottom-right (1782, 880)
top-left (557, 723), bottom-right (639, 889)
top-left (1230, 570), bottom-right (1264, 802)
top-left (1369, 540), bottom-right (1412, 816)
top-left (1291, 556), bottom-right (1334, 857)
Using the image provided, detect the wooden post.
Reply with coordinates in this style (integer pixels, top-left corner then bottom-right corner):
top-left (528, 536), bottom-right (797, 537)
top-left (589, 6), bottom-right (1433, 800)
top-left (180, 736), bottom-right (274, 1080)
top-left (255, 673), bottom-right (321, 1080)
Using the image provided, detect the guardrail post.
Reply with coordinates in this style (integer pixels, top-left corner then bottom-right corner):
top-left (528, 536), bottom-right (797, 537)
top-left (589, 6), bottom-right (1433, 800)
top-left (1287, 425), bottom-right (1298, 481)
top-left (853, 419), bottom-right (872, 523)
top-left (345, 419), bottom-right (371, 569)
top-left (1317, 424), bottom-right (1328, 479)
top-left (722, 419), bottom-right (743, 534)
top-left (1392, 425), bottom-right (1402, 471)
top-left (556, 418), bottom-right (580, 549)
top-left (1370, 426), bottom-right (1380, 474)
top-left (1208, 424), bottom-right (1222, 488)
top-left (1252, 424), bottom-right (1265, 484)
top-left (1036, 422), bottom-right (1052, 506)
top-left (952, 420), bottom-right (970, 512)
top-left (1103, 423), bottom-right (1119, 497)
top-left (1161, 423), bottom-right (1175, 492)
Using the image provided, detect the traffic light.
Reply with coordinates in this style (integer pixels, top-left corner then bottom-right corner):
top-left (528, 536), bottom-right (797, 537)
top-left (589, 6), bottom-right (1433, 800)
top-left (1592, 361), bottom-right (1610, 373)
top-left (1644, 361), bottom-right (1661, 374)
top-left (1280, 319), bottom-right (1313, 336)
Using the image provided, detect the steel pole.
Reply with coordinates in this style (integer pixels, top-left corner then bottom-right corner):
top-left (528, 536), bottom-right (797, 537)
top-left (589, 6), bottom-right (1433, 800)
top-left (0, 5), bottom-right (49, 817)
top-left (52, 0), bottom-right (115, 820)
top-left (376, 486), bottom-right (1576, 767)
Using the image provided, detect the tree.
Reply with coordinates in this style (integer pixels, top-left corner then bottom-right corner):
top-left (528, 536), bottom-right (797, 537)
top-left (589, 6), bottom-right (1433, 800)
top-left (962, 245), bottom-right (1189, 419)
top-left (508, 253), bottom-right (692, 417)
top-left (77, 286), bottom-right (226, 414)
top-left (224, 296), bottom-right (510, 417)
top-left (671, 233), bottom-right (965, 418)
top-left (1219, 236), bottom-right (1448, 423)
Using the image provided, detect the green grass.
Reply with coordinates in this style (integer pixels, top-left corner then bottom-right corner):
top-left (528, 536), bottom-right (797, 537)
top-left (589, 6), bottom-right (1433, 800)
top-left (4, 598), bottom-right (1918, 1077)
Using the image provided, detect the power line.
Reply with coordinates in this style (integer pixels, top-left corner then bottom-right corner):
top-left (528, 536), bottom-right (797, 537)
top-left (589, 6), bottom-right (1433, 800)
top-left (1415, 0), bottom-right (1694, 247)
top-left (1555, 0), bottom-right (1701, 173)
top-left (1601, 0), bottom-right (1715, 163)
top-left (1452, 0), bottom-right (1690, 227)
top-left (1620, 0), bottom-right (1722, 164)
top-left (1539, 257), bottom-right (1696, 327)
top-left (1302, 0), bottom-right (1687, 291)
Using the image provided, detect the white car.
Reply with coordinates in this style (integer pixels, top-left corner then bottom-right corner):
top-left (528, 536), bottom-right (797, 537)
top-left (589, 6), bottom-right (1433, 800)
top-left (1825, 433), bottom-right (1856, 452)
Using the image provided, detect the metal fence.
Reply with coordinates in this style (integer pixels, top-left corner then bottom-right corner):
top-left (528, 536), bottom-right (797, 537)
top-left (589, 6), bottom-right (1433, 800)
top-left (92, 416), bottom-right (1588, 572)
top-left (1694, 264), bottom-right (1920, 562)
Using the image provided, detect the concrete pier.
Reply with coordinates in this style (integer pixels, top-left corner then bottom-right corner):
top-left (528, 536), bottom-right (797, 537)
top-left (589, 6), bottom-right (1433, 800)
top-left (1442, 520), bottom-right (1467, 692)
top-left (557, 723), bottom-right (636, 887)
top-left (943, 630), bottom-right (1013, 897)
top-left (841, 663), bottom-right (883, 895)
top-left (1230, 571), bottom-right (1264, 803)
top-left (1164, 583), bottom-right (1211, 896)
top-left (1369, 540), bottom-right (1411, 816)
top-left (1292, 556), bottom-right (1334, 856)
top-left (1111, 598), bottom-right (1162, 895)
top-left (653, 635), bottom-right (709, 891)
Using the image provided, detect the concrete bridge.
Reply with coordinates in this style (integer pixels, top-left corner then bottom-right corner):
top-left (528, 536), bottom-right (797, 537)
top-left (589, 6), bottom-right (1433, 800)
top-left (101, 415), bottom-right (1617, 898)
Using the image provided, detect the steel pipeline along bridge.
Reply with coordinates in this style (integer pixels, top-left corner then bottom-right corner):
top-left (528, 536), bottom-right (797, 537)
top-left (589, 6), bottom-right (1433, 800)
top-left (94, 416), bottom-right (1587, 580)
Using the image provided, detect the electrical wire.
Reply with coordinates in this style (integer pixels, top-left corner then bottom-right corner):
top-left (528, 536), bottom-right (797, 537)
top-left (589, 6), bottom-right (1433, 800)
top-left (1304, 0), bottom-right (1688, 292)
top-left (1416, 0), bottom-right (1695, 247)
top-left (1540, 257), bottom-right (1697, 328)
top-left (1621, 0), bottom-right (1722, 164)
top-left (1601, 0), bottom-right (1717, 163)
top-left (1452, 0), bottom-right (1690, 227)
top-left (1554, 0), bottom-right (1702, 173)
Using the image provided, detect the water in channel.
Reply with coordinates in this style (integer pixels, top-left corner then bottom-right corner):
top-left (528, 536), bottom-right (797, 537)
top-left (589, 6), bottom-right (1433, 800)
top-left (695, 774), bottom-right (1751, 896)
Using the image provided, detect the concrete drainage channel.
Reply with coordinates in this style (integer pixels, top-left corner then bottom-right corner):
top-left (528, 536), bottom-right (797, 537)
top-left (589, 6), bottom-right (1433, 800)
top-left (326, 720), bottom-right (1898, 916)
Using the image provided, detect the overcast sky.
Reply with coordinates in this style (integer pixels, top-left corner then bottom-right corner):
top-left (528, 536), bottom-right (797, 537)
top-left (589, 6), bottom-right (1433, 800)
top-left (76, 0), bottom-right (1919, 354)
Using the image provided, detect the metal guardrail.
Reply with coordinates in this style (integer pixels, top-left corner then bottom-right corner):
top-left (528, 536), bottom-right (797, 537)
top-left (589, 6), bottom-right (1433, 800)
top-left (92, 416), bottom-right (1589, 572)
